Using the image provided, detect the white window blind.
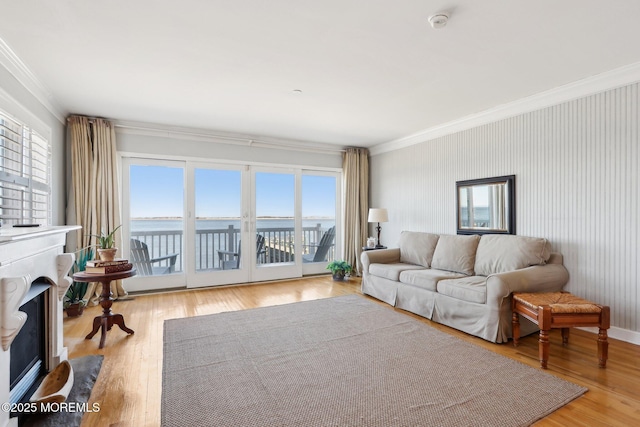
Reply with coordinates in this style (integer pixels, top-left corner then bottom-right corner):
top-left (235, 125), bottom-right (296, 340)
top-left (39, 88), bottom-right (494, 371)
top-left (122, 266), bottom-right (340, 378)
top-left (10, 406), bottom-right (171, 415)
top-left (0, 110), bottom-right (51, 226)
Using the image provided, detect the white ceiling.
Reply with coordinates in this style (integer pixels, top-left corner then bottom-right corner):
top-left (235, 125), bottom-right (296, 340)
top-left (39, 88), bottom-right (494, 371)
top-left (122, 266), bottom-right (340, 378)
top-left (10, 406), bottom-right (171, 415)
top-left (2, 1), bottom-right (640, 148)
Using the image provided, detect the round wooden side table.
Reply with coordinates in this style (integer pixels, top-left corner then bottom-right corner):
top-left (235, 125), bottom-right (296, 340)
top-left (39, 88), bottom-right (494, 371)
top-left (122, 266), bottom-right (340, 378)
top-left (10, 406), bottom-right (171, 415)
top-left (72, 269), bottom-right (136, 349)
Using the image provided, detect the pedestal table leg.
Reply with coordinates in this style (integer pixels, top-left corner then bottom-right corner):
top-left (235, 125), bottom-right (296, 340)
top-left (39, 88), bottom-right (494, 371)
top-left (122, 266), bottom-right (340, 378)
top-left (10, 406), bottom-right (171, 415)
top-left (85, 279), bottom-right (135, 349)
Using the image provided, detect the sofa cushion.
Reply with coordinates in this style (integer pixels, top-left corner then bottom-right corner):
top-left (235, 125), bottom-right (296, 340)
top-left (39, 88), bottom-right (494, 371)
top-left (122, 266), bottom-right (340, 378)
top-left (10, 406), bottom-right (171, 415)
top-left (369, 263), bottom-right (424, 282)
top-left (436, 276), bottom-right (487, 304)
top-left (399, 231), bottom-right (440, 267)
top-left (399, 269), bottom-right (466, 292)
top-left (431, 234), bottom-right (481, 275)
top-left (474, 234), bottom-right (551, 276)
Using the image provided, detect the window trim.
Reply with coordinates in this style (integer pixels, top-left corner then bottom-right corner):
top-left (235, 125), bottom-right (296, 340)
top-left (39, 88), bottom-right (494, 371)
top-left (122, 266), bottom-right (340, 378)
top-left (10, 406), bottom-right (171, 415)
top-left (0, 106), bottom-right (52, 226)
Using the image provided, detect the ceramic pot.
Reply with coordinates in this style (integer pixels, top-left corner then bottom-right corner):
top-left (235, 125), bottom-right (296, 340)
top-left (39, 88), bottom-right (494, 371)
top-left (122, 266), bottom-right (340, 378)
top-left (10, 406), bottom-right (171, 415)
top-left (65, 302), bottom-right (84, 317)
top-left (332, 271), bottom-right (346, 281)
top-left (97, 247), bottom-right (118, 261)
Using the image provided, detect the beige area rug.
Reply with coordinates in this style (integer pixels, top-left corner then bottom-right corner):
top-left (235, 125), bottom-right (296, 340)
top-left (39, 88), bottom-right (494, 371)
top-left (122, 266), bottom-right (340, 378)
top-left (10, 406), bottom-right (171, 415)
top-left (162, 295), bottom-right (586, 426)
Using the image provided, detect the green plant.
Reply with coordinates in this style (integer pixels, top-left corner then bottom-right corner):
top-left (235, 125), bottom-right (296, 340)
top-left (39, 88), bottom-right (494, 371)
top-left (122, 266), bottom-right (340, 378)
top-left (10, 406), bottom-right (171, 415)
top-left (326, 260), bottom-right (352, 275)
top-left (91, 225), bottom-right (122, 249)
top-left (63, 246), bottom-right (94, 309)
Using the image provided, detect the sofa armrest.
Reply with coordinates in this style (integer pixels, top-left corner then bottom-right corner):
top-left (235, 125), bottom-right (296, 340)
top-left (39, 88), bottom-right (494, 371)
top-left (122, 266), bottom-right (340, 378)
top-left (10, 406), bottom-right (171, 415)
top-left (360, 248), bottom-right (400, 274)
top-left (547, 252), bottom-right (563, 265)
top-left (486, 263), bottom-right (570, 305)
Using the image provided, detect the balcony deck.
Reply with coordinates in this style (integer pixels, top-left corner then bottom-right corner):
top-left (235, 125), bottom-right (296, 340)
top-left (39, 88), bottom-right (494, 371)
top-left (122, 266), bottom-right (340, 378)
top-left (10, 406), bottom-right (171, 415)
top-left (130, 224), bottom-right (334, 273)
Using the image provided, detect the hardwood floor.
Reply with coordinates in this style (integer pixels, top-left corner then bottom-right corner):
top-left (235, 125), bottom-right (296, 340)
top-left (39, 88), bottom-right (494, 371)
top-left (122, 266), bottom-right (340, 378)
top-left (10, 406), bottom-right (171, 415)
top-left (63, 277), bottom-right (640, 426)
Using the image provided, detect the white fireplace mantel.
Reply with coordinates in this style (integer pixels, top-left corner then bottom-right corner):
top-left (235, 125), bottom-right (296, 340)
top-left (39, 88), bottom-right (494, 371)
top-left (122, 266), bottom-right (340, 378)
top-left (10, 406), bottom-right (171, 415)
top-left (0, 225), bottom-right (79, 427)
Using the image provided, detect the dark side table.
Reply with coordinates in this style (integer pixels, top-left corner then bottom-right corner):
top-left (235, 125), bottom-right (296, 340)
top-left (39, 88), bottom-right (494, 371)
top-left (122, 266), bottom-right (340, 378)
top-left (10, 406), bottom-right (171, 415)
top-left (72, 269), bottom-right (136, 349)
top-left (362, 246), bottom-right (387, 251)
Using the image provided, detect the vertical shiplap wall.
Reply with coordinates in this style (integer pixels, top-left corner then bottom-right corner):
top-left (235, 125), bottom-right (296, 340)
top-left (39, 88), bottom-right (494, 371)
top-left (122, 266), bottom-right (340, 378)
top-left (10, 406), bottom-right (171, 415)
top-left (370, 83), bottom-right (639, 334)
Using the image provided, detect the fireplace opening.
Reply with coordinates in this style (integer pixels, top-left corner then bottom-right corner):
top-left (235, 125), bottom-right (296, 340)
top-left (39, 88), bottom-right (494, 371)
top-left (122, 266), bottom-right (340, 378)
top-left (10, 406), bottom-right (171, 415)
top-left (9, 279), bottom-right (49, 405)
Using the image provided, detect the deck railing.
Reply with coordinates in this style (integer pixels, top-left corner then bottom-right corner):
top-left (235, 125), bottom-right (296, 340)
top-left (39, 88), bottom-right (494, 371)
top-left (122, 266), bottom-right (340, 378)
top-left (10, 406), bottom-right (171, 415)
top-left (130, 230), bottom-right (183, 271)
top-left (130, 223), bottom-right (335, 272)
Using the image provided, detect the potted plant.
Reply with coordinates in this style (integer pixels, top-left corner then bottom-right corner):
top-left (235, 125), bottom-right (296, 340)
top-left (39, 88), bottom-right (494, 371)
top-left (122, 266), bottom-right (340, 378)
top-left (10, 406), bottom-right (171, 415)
top-left (326, 260), bottom-right (352, 281)
top-left (64, 247), bottom-right (94, 317)
top-left (92, 225), bottom-right (122, 261)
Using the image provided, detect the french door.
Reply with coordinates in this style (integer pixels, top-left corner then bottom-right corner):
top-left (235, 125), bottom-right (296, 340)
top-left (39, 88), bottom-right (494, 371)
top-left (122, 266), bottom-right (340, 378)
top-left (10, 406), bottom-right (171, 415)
top-left (122, 157), bottom-right (340, 290)
top-left (122, 159), bottom-right (187, 292)
top-left (301, 172), bottom-right (338, 275)
top-left (250, 168), bottom-right (299, 282)
top-left (187, 163), bottom-right (250, 287)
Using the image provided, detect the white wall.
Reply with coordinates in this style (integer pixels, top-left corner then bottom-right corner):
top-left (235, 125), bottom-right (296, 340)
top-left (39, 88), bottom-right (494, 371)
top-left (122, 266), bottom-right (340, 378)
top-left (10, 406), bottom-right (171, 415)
top-left (116, 124), bottom-right (343, 169)
top-left (370, 82), bottom-right (640, 341)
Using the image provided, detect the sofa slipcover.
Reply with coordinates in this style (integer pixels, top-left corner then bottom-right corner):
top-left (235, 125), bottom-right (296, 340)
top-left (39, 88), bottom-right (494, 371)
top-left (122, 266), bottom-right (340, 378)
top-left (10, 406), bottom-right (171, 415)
top-left (361, 231), bottom-right (569, 343)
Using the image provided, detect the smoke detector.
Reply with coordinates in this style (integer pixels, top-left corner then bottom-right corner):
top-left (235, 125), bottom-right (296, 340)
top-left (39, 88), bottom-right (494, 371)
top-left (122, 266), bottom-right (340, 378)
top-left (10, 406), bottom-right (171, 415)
top-left (428, 13), bottom-right (449, 29)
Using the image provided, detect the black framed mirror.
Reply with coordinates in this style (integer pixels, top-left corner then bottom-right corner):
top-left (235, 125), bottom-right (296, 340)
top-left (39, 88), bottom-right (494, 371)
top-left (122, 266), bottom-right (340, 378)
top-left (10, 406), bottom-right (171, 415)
top-left (456, 175), bottom-right (515, 235)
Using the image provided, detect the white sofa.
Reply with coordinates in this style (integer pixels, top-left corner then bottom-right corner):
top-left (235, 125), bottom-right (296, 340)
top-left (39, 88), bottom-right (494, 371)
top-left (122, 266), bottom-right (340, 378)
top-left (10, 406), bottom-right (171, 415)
top-left (361, 232), bottom-right (569, 343)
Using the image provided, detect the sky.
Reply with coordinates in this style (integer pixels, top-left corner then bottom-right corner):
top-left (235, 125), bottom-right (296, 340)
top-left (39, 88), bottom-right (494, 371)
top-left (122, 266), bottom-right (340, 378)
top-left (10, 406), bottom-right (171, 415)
top-left (458, 185), bottom-right (491, 207)
top-left (129, 165), bottom-right (336, 219)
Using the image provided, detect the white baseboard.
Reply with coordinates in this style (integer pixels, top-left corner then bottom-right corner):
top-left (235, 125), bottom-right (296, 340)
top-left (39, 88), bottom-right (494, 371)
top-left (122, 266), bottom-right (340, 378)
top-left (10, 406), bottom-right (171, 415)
top-left (577, 326), bottom-right (640, 346)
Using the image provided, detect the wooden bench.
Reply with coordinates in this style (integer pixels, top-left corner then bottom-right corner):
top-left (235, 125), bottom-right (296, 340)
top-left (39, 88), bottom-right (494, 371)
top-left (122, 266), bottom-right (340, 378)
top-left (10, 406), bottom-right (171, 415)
top-left (512, 292), bottom-right (610, 369)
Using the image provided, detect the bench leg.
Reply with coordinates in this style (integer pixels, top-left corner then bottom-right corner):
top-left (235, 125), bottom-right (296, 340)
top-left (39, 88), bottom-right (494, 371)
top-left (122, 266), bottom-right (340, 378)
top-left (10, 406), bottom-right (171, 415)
top-left (561, 328), bottom-right (570, 345)
top-left (598, 306), bottom-right (610, 368)
top-left (598, 328), bottom-right (608, 368)
top-left (539, 329), bottom-right (550, 369)
top-left (512, 311), bottom-right (520, 346)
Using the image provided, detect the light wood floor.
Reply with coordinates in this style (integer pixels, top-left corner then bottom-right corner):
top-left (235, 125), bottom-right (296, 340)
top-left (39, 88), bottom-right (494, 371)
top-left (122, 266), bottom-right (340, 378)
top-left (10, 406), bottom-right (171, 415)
top-left (63, 276), bottom-right (640, 427)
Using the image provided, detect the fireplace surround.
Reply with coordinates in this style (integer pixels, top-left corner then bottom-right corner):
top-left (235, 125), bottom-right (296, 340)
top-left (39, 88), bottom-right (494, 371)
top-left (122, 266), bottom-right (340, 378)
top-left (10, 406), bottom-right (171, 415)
top-left (0, 226), bottom-right (78, 427)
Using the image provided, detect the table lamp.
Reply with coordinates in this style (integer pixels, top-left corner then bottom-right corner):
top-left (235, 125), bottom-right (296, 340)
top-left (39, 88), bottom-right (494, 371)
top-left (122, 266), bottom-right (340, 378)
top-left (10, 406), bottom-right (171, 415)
top-left (368, 208), bottom-right (388, 248)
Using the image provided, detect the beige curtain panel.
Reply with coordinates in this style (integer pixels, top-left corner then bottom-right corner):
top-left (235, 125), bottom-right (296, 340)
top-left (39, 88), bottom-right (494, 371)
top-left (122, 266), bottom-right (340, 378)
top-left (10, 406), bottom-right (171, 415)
top-left (67, 115), bottom-right (128, 302)
top-left (342, 147), bottom-right (369, 276)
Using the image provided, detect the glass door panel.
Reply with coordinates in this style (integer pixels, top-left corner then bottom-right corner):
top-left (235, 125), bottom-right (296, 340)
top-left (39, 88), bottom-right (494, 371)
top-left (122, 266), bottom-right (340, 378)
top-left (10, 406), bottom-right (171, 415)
top-left (188, 164), bottom-right (249, 288)
top-left (301, 172), bottom-right (340, 274)
top-left (302, 174), bottom-right (337, 274)
top-left (255, 171), bottom-right (295, 266)
top-left (125, 161), bottom-right (185, 292)
top-left (252, 170), bottom-right (300, 281)
top-left (194, 168), bottom-right (242, 271)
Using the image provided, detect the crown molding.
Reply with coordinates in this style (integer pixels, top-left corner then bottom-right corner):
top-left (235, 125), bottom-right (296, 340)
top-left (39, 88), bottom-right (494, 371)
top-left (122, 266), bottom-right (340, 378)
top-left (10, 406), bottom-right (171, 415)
top-left (0, 37), bottom-right (66, 124)
top-left (370, 61), bottom-right (640, 156)
top-left (113, 119), bottom-right (346, 155)
top-left (0, 86), bottom-right (51, 137)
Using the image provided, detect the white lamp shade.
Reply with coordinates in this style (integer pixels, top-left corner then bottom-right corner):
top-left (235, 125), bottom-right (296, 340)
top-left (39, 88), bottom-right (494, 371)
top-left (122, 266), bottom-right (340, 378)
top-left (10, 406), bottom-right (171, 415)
top-left (368, 208), bottom-right (388, 223)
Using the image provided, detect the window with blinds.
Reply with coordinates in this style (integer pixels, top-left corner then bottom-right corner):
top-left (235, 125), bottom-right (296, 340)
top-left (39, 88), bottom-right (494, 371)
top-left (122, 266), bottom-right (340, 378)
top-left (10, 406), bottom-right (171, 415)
top-left (0, 110), bottom-right (51, 226)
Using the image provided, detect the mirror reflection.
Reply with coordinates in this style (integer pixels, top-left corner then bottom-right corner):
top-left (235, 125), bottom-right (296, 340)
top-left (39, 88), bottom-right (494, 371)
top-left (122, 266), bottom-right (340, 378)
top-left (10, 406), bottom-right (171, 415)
top-left (456, 175), bottom-right (515, 235)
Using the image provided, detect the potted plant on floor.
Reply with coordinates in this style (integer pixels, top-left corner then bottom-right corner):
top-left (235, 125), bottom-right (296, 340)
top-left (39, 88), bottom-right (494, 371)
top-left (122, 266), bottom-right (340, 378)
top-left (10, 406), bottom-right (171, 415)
top-left (326, 260), bottom-right (352, 281)
top-left (92, 225), bottom-right (122, 261)
top-left (64, 247), bottom-right (94, 317)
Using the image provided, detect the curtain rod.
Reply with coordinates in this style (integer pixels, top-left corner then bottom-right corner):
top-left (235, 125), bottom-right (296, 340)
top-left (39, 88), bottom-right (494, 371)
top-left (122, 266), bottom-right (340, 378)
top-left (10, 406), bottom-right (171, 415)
top-left (66, 115), bottom-right (108, 124)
